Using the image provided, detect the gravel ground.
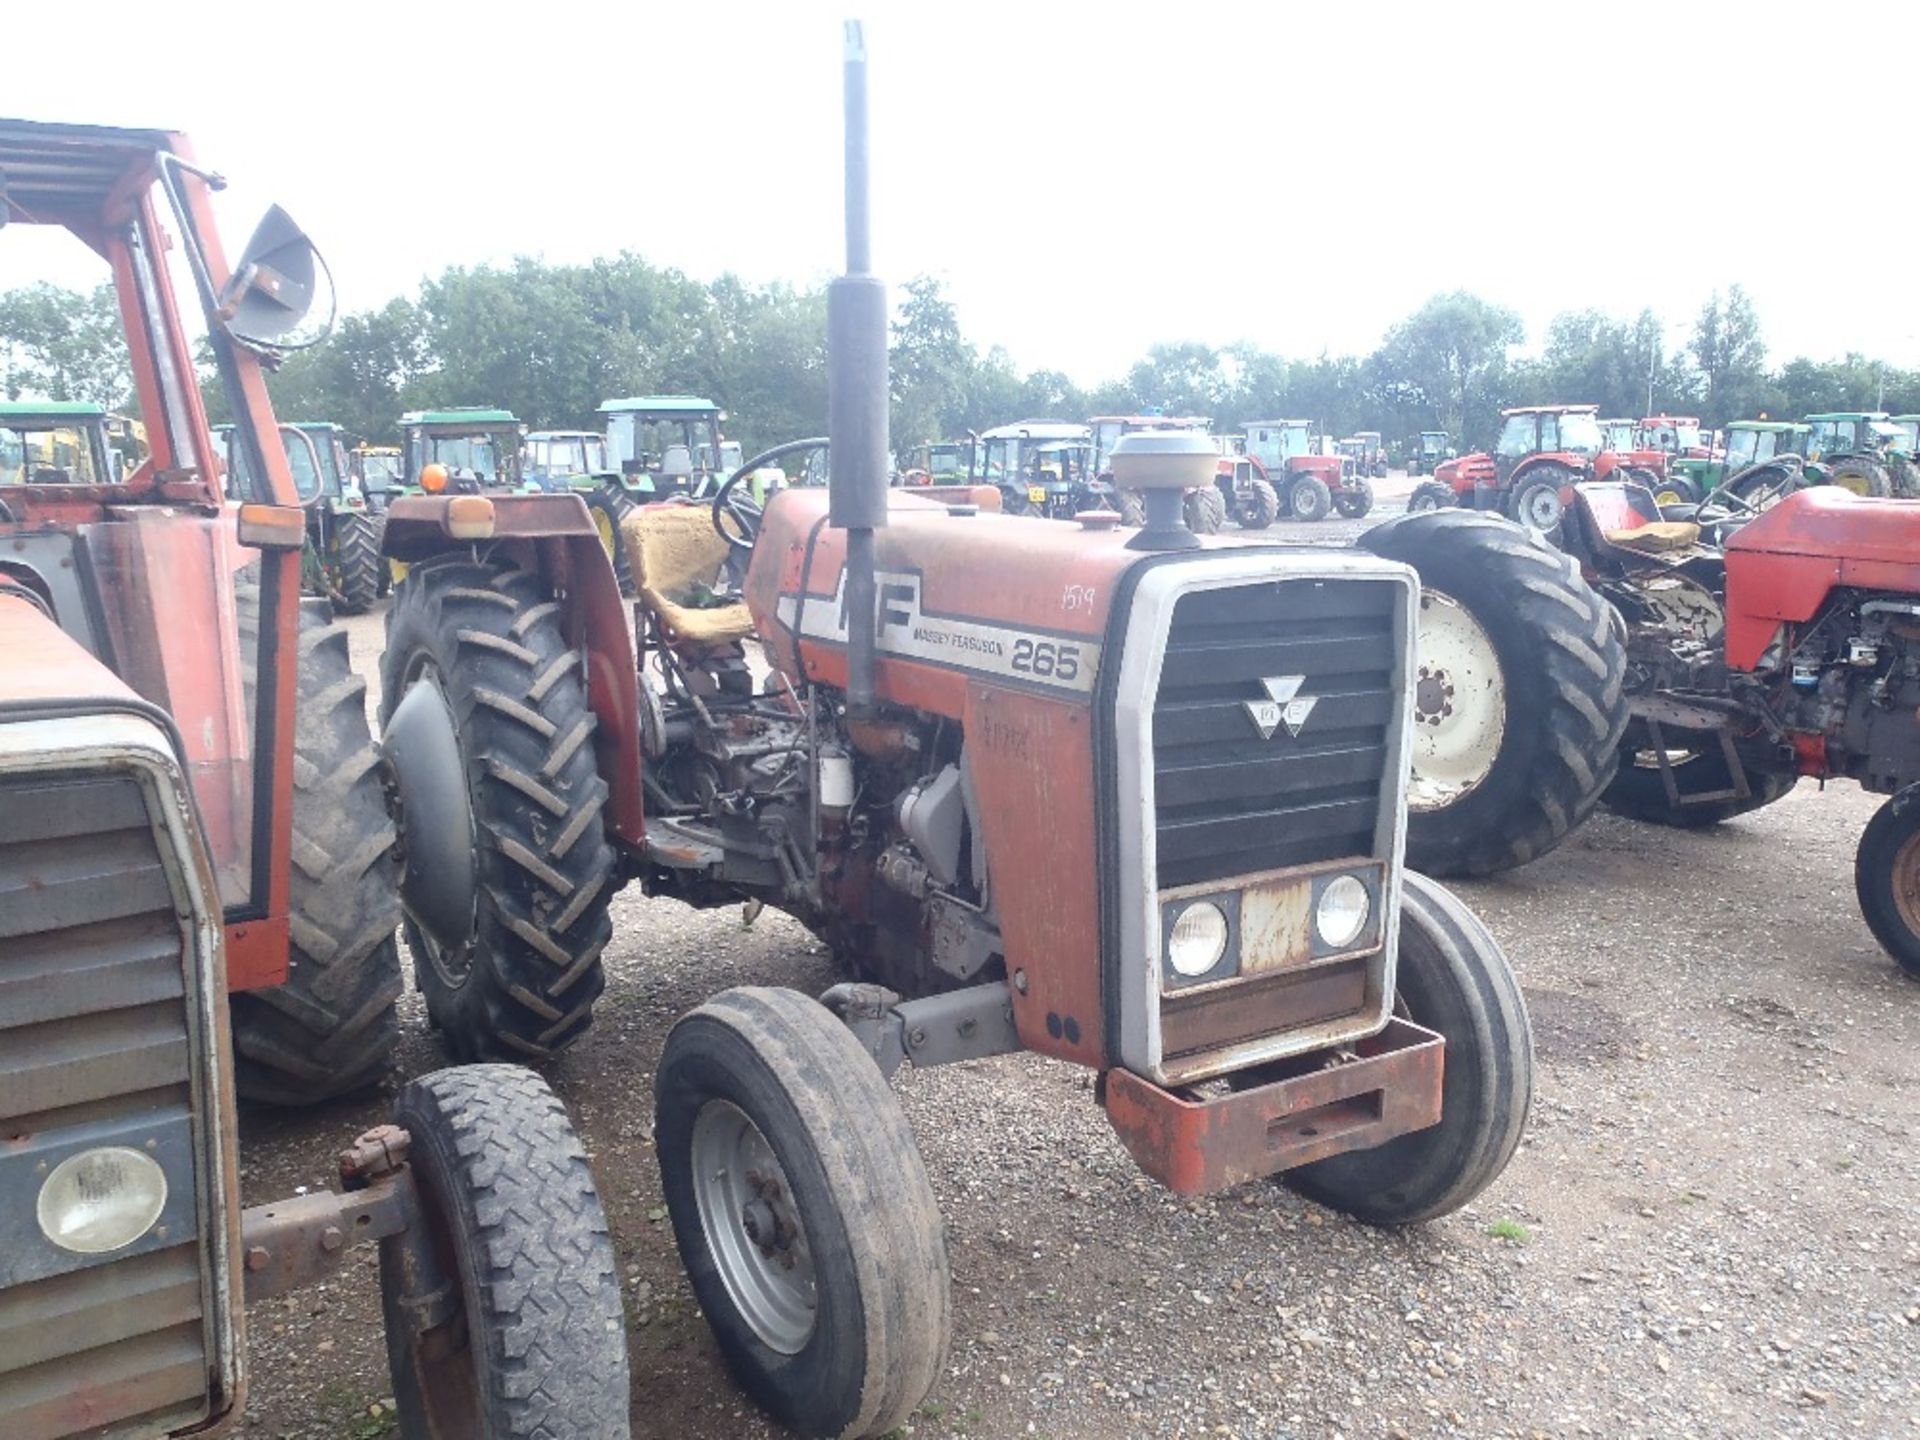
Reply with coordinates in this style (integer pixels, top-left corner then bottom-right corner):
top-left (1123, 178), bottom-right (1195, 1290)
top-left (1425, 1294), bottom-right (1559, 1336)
top-left (236, 481), bottom-right (1919, 1439)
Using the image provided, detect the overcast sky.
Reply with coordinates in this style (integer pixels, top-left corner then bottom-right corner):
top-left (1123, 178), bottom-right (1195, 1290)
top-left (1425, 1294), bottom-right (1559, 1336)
top-left (8, 0), bottom-right (1917, 386)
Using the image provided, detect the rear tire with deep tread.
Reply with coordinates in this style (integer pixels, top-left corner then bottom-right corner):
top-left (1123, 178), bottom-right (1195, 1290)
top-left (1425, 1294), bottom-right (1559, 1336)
top-left (1890, 455), bottom-right (1920, 500)
top-left (1285, 872), bottom-right (1532, 1224)
top-left (1602, 724), bottom-right (1796, 827)
top-left (1184, 485), bottom-right (1227, 534)
top-left (1828, 456), bottom-right (1892, 498)
top-left (382, 1065), bottom-right (631, 1439)
top-left (333, 511), bottom-right (382, 616)
top-left (230, 595), bottom-right (402, 1105)
top-left (380, 558), bottom-right (616, 1062)
top-left (1117, 489), bottom-right (1147, 526)
top-left (657, 987), bottom-right (951, 1439)
top-left (586, 483), bottom-right (636, 596)
top-left (1359, 510), bottom-right (1628, 877)
top-left (1407, 480), bottom-right (1454, 513)
top-left (1288, 474), bottom-right (1332, 522)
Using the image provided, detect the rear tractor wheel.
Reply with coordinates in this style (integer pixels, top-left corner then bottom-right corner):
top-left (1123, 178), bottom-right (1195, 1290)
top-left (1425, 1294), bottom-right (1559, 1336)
top-left (585, 482), bottom-right (636, 596)
top-left (1601, 723), bottom-right (1796, 828)
top-left (1285, 871), bottom-right (1532, 1223)
top-left (332, 511), bottom-right (383, 616)
top-left (657, 987), bottom-right (951, 1438)
top-left (1649, 474), bottom-right (1701, 508)
top-left (1854, 785), bottom-right (1920, 979)
top-left (1184, 484), bottom-right (1227, 534)
top-left (1288, 474), bottom-right (1332, 522)
top-left (229, 591), bottom-right (402, 1105)
top-left (379, 557), bottom-right (617, 1062)
top-left (1357, 510), bottom-right (1628, 877)
top-left (1828, 456), bottom-right (1893, 498)
top-left (1118, 489), bottom-right (1147, 526)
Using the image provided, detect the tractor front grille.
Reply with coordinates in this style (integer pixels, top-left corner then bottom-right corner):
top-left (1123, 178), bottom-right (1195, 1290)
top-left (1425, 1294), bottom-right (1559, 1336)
top-left (0, 768), bottom-right (222, 1440)
top-left (1152, 578), bottom-right (1400, 889)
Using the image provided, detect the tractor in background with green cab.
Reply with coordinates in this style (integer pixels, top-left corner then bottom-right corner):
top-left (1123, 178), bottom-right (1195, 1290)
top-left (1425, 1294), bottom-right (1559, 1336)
top-left (1407, 428), bottom-right (1451, 476)
top-left (400, 406), bottom-right (526, 492)
top-left (1802, 411), bottom-right (1913, 498)
top-left (218, 420), bottom-right (386, 613)
top-left (524, 426), bottom-right (642, 593)
top-left (601, 393), bottom-right (736, 501)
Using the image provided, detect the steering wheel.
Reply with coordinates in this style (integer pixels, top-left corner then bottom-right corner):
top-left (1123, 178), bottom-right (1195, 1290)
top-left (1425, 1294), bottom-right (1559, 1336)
top-left (710, 436), bottom-right (829, 556)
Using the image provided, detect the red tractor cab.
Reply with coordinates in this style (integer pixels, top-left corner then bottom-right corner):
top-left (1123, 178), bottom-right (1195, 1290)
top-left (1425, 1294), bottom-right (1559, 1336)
top-left (1412, 404), bottom-right (1654, 536)
top-left (1639, 415), bottom-right (1710, 460)
top-left (1240, 418), bottom-right (1372, 521)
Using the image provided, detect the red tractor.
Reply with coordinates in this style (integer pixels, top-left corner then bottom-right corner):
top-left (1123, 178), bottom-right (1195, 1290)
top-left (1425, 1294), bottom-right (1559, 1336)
top-left (1409, 404), bottom-right (1659, 536)
top-left (1241, 418), bottom-right (1372, 520)
top-left (0, 120), bottom-right (626, 1439)
top-left (373, 39), bottom-right (1535, 1437)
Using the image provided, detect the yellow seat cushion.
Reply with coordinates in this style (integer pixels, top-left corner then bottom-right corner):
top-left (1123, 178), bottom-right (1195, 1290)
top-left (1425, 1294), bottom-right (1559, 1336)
top-left (619, 503), bottom-right (757, 644)
top-left (1605, 520), bottom-right (1700, 553)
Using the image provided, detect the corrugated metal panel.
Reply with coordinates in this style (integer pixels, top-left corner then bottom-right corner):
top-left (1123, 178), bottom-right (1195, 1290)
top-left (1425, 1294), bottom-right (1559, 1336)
top-left (0, 771), bottom-right (214, 1439)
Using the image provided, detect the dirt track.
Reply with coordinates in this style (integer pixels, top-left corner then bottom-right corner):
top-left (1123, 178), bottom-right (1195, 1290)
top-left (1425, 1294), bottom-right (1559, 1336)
top-left (237, 484), bottom-right (1919, 1440)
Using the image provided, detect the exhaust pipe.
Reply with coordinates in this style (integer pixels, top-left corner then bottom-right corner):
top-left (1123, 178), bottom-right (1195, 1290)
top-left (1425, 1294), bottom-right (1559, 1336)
top-left (829, 18), bottom-right (888, 720)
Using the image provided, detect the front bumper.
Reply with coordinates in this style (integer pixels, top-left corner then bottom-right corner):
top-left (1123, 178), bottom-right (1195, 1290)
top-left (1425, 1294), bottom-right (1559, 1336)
top-left (1098, 1018), bottom-right (1443, 1195)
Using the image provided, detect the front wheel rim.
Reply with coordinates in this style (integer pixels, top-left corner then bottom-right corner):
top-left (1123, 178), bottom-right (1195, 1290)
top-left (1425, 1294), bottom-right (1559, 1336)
top-left (592, 505), bottom-right (617, 558)
top-left (1890, 829), bottom-right (1920, 938)
top-left (1408, 590), bottom-right (1507, 811)
top-left (691, 1099), bottom-right (818, 1355)
top-left (1518, 485), bottom-right (1563, 531)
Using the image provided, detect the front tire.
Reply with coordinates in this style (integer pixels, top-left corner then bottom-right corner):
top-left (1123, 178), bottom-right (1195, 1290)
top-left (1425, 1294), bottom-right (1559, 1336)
top-left (585, 483), bottom-right (636, 596)
top-left (382, 1066), bottom-right (631, 1439)
top-left (1286, 872), bottom-right (1532, 1224)
top-left (332, 511), bottom-right (383, 616)
top-left (230, 595), bottom-right (402, 1105)
top-left (380, 558), bottom-right (616, 1061)
top-left (1234, 476), bottom-right (1280, 529)
top-left (1288, 474), bottom-right (1332, 522)
top-left (1407, 480), bottom-right (1454, 513)
top-left (1855, 786), bottom-right (1920, 978)
top-left (1184, 484), bottom-right (1227, 534)
top-left (657, 988), bottom-right (951, 1439)
top-left (1602, 724), bottom-right (1796, 827)
top-left (1334, 477), bottom-right (1375, 518)
top-left (1359, 511), bottom-right (1628, 877)
top-left (1507, 464), bottom-right (1572, 539)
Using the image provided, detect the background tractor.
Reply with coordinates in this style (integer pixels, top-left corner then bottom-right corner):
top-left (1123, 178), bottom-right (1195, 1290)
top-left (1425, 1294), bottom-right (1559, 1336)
top-left (1241, 417), bottom-right (1370, 520)
top-left (0, 401), bottom-right (117, 485)
top-left (374, 38), bottom-right (1535, 1436)
top-left (399, 406), bottom-right (525, 493)
top-left (524, 426), bottom-right (643, 592)
top-left (218, 419), bottom-right (386, 613)
top-left (1802, 411), bottom-right (1911, 497)
top-left (350, 440), bottom-right (403, 517)
top-left (601, 393), bottom-right (735, 501)
top-left (1410, 403), bottom-right (1657, 537)
top-left (1353, 429), bottom-right (1389, 477)
top-left (1597, 417), bottom-right (1689, 502)
top-left (1407, 428), bottom-right (1451, 476)
top-left (901, 436), bottom-right (976, 484)
top-left (1668, 418), bottom-right (1803, 500)
top-left (0, 117), bottom-right (627, 1440)
top-left (976, 419), bottom-right (1115, 517)
top-left (1088, 411), bottom-right (1229, 530)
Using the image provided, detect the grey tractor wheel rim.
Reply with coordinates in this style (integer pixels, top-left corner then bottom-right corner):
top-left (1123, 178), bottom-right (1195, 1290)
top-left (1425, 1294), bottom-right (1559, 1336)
top-left (1407, 590), bottom-right (1506, 811)
top-left (691, 1099), bottom-right (818, 1355)
top-left (1518, 483), bottom-right (1563, 532)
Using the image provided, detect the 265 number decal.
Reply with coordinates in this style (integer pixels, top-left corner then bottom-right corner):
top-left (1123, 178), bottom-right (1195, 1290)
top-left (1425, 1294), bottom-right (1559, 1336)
top-left (1011, 638), bottom-right (1081, 682)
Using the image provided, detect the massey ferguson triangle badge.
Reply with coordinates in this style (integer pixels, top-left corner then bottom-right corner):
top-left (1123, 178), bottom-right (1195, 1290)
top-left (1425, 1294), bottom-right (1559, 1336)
top-left (1243, 675), bottom-right (1317, 740)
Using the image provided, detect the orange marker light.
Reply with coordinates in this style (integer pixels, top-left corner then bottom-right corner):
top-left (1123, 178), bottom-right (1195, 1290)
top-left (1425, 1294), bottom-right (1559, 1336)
top-left (420, 463), bottom-right (450, 493)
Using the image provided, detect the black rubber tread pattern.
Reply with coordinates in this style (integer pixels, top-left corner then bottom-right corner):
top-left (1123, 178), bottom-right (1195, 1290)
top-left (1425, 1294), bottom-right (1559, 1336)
top-left (586, 482), bottom-right (636, 596)
top-left (1855, 788), bottom-right (1920, 978)
top-left (381, 557), bottom-right (616, 1061)
top-left (1117, 490), bottom-right (1147, 526)
top-left (1602, 723), bottom-right (1797, 828)
top-left (657, 987), bottom-right (951, 1439)
top-left (333, 511), bottom-right (382, 616)
top-left (1288, 474), bottom-right (1332, 521)
top-left (1285, 871), bottom-right (1533, 1224)
top-left (1506, 461), bottom-right (1574, 539)
top-left (231, 595), bottom-right (402, 1105)
top-left (1360, 510), bottom-right (1629, 877)
top-left (1231, 476), bottom-right (1280, 529)
top-left (1407, 480), bottom-right (1455, 512)
top-left (1183, 485), bottom-right (1227, 534)
top-left (1890, 456), bottom-right (1920, 501)
top-left (382, 1064), bottom-right (631, 1438)
top-left (1649, 473), bottom-right (1702, 505)
top-left (1827, 456), bottom-right (1893, 498)
top-left (1334, 477), bottom-right (1375, 518)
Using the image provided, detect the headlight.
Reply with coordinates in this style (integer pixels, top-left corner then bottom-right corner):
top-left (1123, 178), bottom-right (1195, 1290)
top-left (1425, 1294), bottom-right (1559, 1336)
top-left (1167, 900), bottom-right (1230, 977)
top-left (37, 1147), bottom-right (168, 1254)
top-left (1315, 874), bottom-right (1371, 950)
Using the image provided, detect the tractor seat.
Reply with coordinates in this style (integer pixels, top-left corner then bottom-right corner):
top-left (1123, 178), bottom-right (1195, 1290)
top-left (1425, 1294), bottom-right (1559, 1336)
top-left (1604, 519), bottom-right (1701, 553)
top-left (619, 504), bottom-right (757, 644)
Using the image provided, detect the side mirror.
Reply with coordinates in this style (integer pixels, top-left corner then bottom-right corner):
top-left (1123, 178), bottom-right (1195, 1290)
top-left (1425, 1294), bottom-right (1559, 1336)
top-left (218, 206), bottom-right (334, 351)
top-left (281, 425), bottom-right (327, 507)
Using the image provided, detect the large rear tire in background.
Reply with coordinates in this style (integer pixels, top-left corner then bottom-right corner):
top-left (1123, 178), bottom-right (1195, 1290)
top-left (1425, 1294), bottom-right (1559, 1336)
top-left (1118, 489), bottom-right (1147, 526)
top-left (1854, 786), bottom-right (1920, 979)
top-left (1358, 511), bottom-right (1628, 877)
top-left (380, 558), bottom-right (616, 1062)
top-left (1602, 723), bottom-right (1797, 828)
top-left (1283, 871), bottom-right (1532, 1224)
top-left (1890, 455), bottom-right (1920, 500)
top-left (230, 590), bottom-right (402, 1105)
top-left (1828, 456), bottom-right (1892, 498)
top-left (657, 988), bottom-right (951, 1439)
top-left (333, 511), bottom-right (383, 616)
top-left (1288, 474), bottom-right (1332, 522)
top-left (1723, 460), bottom-right (1801, 512)
top-left (1506, 462), bottom-right (1574, 540)
top-left (382, 1065), bottom-right (631, 1439)
top-left (585, 483), bottom-right (636, 596)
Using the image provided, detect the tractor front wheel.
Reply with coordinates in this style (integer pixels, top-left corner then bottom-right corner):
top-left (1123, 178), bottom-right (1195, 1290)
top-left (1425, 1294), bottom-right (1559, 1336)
top-left (657, 988), bottom-right (951, 1439)
top-left (1358, 510), bottom-right (1628, 877)
top-left (1854, 786), bottom-right (1920, 979)
top-left (1184, 485), bottom-right (1227, 534)
top-left (1333, 477), bottom-right (1375, 519)
top-left (381, 1066), bottom-right (631, 1439)
top-left (1234, 477), bottom-right (1280, 529)
top-left (1602, 724), bottom-right (1796, 828)
top-left (380, 558), bottom-right (616, 1062)
top-left (1285, 871), bottom-right (1532, 1224)
top-left (1407, 480), bottom-right (1454, 513)
top-left (1288, 474), bottom-right (1332, 522)
top-left (1650, 474), bottom-right (1701, 508)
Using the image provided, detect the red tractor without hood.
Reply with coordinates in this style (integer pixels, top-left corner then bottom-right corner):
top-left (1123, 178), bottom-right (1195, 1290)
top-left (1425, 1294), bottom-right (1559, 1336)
top-left (1409, 404), bottom-right (1657, 536)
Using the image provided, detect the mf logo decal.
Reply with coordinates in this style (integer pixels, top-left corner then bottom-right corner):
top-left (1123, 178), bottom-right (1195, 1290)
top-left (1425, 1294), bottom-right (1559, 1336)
top-left (1243, 675), bottom-right (1317, 740)
top-left (777, 568), bottom-right (1101, 694)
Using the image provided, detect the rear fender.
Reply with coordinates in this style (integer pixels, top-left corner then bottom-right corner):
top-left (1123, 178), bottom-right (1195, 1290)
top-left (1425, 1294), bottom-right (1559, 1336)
top-left (383, 492), bottom-right (645, 846)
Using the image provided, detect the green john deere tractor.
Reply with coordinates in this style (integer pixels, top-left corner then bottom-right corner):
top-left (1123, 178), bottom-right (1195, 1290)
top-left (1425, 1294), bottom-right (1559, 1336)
top-left (600, 394), bottom-right (737, 502)
top-left (215, 419), bottom-right (386, 613)
top-left (0, 400), bottom-right (116, 486)
top-left (1408, 429), bottom-right (1451, 476)
top-left (400, 407), bottom-right (526, 492)
top-left (1671, 419), bottom-right (1809, 505)
top-left (1802, 411), bottom-right (1912, 497)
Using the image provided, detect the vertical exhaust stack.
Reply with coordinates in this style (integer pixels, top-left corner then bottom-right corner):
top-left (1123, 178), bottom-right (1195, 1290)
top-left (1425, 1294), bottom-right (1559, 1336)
top-left (830, 18), bottom-right (889, 719)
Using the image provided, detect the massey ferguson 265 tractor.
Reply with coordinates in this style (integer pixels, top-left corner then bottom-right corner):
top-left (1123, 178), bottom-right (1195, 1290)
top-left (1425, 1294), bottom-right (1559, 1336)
top-left (373, 31), bottom-right (1533, 1438)
top-left (0, 120), bottom-right (627, 1440)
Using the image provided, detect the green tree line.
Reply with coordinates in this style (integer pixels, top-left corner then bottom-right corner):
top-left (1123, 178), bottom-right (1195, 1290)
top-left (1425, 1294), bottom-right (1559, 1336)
top-left (6, 267), bottom-right (1919, 454)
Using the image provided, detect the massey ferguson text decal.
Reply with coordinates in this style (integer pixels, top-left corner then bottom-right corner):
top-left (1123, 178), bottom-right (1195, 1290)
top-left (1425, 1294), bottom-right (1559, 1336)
top-left (778, 569), bottom-right (1101, 695)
